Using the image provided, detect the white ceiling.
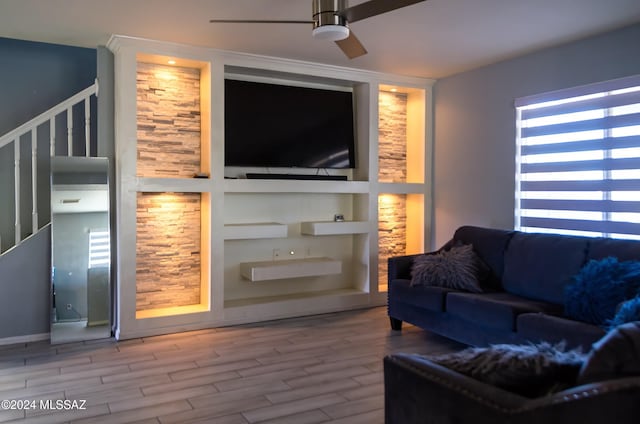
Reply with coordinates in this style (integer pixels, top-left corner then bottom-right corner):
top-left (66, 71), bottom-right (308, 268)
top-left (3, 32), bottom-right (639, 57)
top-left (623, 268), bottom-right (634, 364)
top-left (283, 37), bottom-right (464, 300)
top-left (1, 0), bottom-right (639, 78)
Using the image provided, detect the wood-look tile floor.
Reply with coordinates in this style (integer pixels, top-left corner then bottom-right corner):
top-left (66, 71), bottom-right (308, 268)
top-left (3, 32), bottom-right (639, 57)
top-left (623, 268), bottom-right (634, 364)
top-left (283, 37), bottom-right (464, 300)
top-left (0, 307), bottom-right (464, 424)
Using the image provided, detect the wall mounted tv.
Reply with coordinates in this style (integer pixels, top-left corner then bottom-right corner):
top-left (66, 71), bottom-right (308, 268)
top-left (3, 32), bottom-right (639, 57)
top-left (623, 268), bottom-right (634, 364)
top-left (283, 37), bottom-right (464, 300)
top-left (224, 78), bottom-right (356, 169)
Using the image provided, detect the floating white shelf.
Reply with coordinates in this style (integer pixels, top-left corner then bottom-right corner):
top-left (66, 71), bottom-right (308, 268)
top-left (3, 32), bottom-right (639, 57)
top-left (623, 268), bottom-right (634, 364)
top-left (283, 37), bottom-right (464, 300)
top-left (135, 177), bottom-right (212, 193)
top-left (377, 182), bottom-right (426, 194)
top-left (224, 223), bottom-right (288, 240)
top-left (300, 221), bottom-right (369, 236)
top-left (240, 257), bottom-right (342, 282)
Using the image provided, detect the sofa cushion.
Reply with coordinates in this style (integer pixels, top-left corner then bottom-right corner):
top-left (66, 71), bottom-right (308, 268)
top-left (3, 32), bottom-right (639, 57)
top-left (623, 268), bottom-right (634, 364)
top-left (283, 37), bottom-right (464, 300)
top-left (446, 292), bottom-right (562, 332)
top-left (517, 312), bottom-right (605, 350)
top-left (502, 232), bottom-right (588, 304)
top-left (578, 321), bottom-right (640, 384)
top-left (427, 342), bottom-right (585, 397)
top-left (564, 257), bottom-right (640, 325)
top-left (410, 244), bottom-right (486, 293)
top-left (588, 237), bottom-right (640, 262)
top-left (389, 279), bottom-right (453, 312)
top-left (452, 226), bottom-right (515, 288)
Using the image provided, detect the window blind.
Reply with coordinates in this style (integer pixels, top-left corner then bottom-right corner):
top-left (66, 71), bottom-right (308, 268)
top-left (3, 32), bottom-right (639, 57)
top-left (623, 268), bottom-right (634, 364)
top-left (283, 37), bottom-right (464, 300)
top-left (515, 75), bottom-right (640, 239)
top-left (89, 230), bottom-right (110, 268)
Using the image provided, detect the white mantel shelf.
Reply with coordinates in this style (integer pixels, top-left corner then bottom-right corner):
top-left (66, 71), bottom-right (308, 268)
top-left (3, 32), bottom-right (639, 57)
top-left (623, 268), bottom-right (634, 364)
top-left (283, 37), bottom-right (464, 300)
top-left (224, 179), bottom-right (370, 194)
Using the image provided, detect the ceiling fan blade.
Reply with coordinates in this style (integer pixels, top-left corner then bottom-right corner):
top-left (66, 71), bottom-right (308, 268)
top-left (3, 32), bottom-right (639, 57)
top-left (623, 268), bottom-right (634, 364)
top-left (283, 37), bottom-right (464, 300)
top-left (209, 19), bottom-right (313, 24)
top-left (335, 30), bottom-right (367, 59)
top-left (343, 0), bottom-right (427, 23)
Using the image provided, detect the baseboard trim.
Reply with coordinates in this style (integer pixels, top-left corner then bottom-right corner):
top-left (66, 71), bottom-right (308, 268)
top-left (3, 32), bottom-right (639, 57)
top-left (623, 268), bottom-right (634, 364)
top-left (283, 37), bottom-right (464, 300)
top-left (0, 332), bottom-right (49, 346)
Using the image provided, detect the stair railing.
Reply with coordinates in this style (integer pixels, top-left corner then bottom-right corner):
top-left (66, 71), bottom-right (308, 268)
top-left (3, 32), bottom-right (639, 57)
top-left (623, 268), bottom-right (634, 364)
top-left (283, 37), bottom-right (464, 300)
top-left (0, 80), bottom-right (98, 252)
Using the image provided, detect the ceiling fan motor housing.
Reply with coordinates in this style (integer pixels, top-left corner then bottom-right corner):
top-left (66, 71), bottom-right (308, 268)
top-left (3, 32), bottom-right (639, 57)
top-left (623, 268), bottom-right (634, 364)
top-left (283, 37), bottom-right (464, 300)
top-left (312, 0), bottom-right (349, 41)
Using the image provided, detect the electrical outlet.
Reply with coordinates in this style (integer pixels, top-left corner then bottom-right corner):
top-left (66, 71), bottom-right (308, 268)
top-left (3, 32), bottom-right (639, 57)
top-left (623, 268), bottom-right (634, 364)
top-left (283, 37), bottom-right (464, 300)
top-left (66, 303), bottom-right (72, 310)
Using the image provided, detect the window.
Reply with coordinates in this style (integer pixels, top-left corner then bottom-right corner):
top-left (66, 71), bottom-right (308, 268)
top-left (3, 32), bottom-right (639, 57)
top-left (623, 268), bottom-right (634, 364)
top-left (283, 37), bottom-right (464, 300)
top-left (89, 230), bottom-right (110, 268)
top-left (515, 75), bottom-right (640, 240)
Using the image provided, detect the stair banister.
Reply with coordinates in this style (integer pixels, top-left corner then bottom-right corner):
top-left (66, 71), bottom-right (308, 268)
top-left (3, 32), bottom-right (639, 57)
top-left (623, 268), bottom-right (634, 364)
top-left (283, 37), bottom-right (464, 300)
top-left (0, 82), bottom-right (97, 151)
top-left (0, 80), bottom-right (98, 254)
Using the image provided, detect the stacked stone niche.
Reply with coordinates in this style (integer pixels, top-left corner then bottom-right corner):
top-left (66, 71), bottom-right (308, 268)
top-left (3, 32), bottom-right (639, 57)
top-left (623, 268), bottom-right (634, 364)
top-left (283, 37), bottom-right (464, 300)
top-left (137, 62), bottom-right (201, 177)
top-left (378, 90), bottom-right (409, 287)
top-left (378, 91), bottom-right (408, 183)
top-left (136, 192), bottom-right (201, 310)
top-left (377, 86), bottom-right (426, 289)
top-left (135, 61), bottom-right (204, 312)
top-left (378, 194), bottom-right (407, 287)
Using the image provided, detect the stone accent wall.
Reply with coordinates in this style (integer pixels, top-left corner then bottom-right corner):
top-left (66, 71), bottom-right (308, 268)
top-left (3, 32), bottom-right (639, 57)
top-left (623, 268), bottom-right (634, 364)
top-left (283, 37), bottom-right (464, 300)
top-left (136, 192), bottom-right (201, 311)
top-left (137, 62), bottom-right (201, 178)
top-left (378, 194), bottom-right (407, 286)
top-left (378, 91), bottom-right (407, 183)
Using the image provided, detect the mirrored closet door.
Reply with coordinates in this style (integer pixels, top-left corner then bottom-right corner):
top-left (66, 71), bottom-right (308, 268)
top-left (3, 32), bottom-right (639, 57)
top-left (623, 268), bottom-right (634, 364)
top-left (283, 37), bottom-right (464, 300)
top-left (50, 157), bottom-right (111, 343)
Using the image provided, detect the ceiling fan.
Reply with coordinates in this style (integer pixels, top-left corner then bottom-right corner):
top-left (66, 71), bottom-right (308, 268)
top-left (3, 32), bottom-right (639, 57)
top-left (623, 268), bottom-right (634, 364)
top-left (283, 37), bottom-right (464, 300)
top-left (210, 0), bottom-right (427, 59)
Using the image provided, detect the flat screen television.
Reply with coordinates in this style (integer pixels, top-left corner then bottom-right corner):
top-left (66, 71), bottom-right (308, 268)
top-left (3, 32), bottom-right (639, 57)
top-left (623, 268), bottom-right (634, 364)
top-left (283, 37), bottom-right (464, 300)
top-left (224, 78), bottom-right (356, 169)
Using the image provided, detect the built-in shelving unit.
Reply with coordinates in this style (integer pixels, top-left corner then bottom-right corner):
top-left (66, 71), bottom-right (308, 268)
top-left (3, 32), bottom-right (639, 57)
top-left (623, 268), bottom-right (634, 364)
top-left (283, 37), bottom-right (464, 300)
top-left (109, 35), bottom-right (433, 340)
top-left (376, 84), bottom-right (430, 292)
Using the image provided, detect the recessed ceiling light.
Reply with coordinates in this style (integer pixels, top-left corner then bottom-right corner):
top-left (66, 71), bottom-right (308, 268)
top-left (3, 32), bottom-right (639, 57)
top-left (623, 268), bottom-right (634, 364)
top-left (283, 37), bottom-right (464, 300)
top-left (168, 59), bottom-right (176, 65)
top-left (390, 88), bottom-right (398, 92)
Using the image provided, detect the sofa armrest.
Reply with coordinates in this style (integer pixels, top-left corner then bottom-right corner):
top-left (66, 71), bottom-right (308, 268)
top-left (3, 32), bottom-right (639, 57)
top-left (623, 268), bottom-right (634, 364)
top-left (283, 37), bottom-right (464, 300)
top-left (384, 353), bottom-right (640, 424)
top-left (384, 353), bottom-right (525, 424)
top-left (387, 253), bottom-right (424, 282)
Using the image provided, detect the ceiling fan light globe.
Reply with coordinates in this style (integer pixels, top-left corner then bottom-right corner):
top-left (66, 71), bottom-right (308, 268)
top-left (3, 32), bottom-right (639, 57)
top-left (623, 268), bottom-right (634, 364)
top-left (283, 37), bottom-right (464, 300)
top-left (312, 25), bottom-right (349, 41)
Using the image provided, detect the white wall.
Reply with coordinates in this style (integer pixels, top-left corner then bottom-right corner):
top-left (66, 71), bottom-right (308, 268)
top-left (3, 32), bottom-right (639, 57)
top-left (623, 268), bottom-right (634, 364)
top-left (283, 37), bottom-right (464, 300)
top-left (432, 23), bottom-right (640, 247)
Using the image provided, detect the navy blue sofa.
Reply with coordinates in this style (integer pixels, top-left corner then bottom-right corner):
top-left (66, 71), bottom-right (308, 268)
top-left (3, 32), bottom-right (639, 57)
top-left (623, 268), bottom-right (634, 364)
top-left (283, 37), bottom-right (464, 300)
top-left (387, 225), bottom-right (640, 350)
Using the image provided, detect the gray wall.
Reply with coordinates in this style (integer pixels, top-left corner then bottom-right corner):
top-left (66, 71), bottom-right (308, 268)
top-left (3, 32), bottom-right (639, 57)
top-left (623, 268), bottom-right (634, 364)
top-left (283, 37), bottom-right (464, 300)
top-left (433, 23), bottom-right (640, 247)
top-left (0, 228), bottom-right (50, 338)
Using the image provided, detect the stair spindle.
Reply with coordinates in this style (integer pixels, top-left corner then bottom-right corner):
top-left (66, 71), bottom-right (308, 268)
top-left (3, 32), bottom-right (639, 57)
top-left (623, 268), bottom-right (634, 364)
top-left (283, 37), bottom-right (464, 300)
top-left (31, 130), bottom-right (38, 234)
top-left (50, 117), bottom-right (56, 156)
top-left (85, 98), bottom-right (91, 157)
top-left (14, 137), bottom-right (21, 245)
top-left (67, 106), bottom-right (73, 156)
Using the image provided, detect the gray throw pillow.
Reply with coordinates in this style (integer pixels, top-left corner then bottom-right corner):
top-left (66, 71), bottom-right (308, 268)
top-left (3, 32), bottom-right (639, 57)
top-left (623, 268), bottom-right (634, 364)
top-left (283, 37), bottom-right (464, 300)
top-left (428, 342), bottom-right (585, 397)
top-left (410, 244), bottom-right (484, 292)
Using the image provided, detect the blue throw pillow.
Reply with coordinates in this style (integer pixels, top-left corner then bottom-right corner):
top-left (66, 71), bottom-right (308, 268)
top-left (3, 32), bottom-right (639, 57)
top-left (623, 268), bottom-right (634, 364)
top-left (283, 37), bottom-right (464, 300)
top-left (565, 257), bottom-right (640, 326)
top-left (607, 296), bottom-right (640, 330)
